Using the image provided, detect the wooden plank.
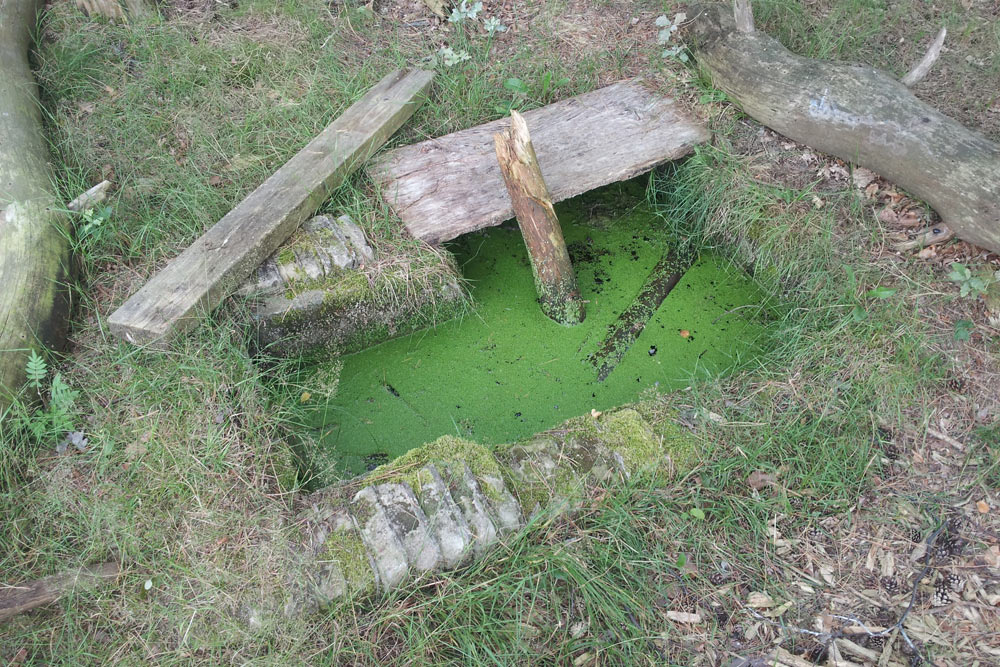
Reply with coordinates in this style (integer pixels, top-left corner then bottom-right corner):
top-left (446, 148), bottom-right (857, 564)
top-left (370, 80), bottom-right (709, 245)
top-left (108, 68), bottom-right (435, 346)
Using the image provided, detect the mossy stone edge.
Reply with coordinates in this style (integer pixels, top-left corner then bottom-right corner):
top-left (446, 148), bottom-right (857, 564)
top-left (280, 404), bottom-right (698, 617)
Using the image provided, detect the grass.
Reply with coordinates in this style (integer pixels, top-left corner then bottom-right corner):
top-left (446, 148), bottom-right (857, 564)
top-left (2, 0), bottom-right (998, 663)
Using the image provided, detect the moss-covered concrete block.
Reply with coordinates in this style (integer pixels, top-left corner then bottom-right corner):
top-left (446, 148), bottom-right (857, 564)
top-left (283, 403), bottom-right (700, 616)
top-left (415, 464), bottom-right (474, 568)
top-left (239, 214), bottom-right (469, 356)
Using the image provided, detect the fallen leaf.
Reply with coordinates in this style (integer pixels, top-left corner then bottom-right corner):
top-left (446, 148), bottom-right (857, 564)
top-left (976, 499), bottom-right (990, 514)
top-left (917, 247), bottom-right (937, 260)
top-left (864, 182), bottom-right (879, 199)
top-left (878, 207), bottom-right (898, 224)
top-left (747, 470), bottom-right (776, 490)
top-left (590, 409), bottom-right (602, 418)
top-left (666, 610), bottom-right (702, 624)
top-left (208, 174), bottom-right (223, 187)
top-left (811, 195), bottom-right (825, 209)
top-left (764, 600), bottom-right (794, 618)
top-left (852, 167), bottom-right (877, 190)
top-left (300, 391), bottom-right (312, 403)
top-left (679, 329), bottom-right (690, 338)
top-left (747, 591), bottom-right (775, 608)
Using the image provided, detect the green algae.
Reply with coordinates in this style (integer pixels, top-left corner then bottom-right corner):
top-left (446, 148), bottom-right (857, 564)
top-left (306, 191), bottom-right (772, 477)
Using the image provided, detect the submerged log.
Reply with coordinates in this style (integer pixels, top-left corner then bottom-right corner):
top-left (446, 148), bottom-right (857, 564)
top-left (0, 0), bottom-right (73, 410)
top-left (682, 3), bottom-right (1000, 255)
top-left (590, 252), bottom-right (688, 381)
top-left (494, 111), bottom-right (585, 326)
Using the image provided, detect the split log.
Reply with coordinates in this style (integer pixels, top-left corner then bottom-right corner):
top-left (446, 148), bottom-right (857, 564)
top-left (0, 0), bottom-right (73, 411)
top-left (0, 562), bottom-right (120, 622)
top-left (589, 252), bottom-right (687, 381)
top-left (494, 111), bottom-right (585, 326)
top-left (108, 69), bottom-right (434, 347)
top-left (682, 4), bottom-right (1000, 256)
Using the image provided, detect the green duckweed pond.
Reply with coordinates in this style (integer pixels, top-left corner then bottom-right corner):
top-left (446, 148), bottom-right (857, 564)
top-left (303, 186), bottom-right (774, 478)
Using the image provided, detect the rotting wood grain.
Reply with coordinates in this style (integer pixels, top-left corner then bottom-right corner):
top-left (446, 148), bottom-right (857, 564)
top-left (371, 80), bottom-right (710, 245)
top-left (108, 69), bottom-right (434, 347)
top-left (494, 111), bottom-right (585, 326)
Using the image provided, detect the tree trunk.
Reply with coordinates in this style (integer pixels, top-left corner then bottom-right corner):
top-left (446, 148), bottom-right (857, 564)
top-left (494, 111), bottom-right (585, 326)
top-left (682, 3), bottom-right (1000, 256)
top-left (0, 0), bottom-right (73, 411)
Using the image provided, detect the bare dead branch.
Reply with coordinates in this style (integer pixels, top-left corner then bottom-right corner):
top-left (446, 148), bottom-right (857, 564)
top-left (891, 224), bottom-right (954, 252)
top-left (733, 0), bottom-right (754, 33)
top-left (67, 180), bottom-right (112, 212)
top-left (902, 27), bottom-right (946, 87)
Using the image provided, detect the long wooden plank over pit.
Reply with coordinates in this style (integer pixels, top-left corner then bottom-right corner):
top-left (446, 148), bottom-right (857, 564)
top-left (108, 68), bottom-right (434, 347)
top-left (370, 80), bottom-right (710, 245)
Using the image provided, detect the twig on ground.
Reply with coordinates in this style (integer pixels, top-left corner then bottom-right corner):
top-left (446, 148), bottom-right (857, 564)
top-left (891, 224), bottom-right (954, 252)
top-left (927, 427), bottom-right (965, 451)
top-left (902, 27), bottom-right (947, 87)
top-left (66, 179), bottom-right (111, 212)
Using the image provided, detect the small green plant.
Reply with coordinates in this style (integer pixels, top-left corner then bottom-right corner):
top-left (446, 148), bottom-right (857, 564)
top-left (656, 13), bottom-right (689, 62)
top-left (421, 45), bottom-right (472, 68)
top-left (953, 319), bottom-right (974, 341)
top-left (947, 262), bottom-right (993, 299)
top-left (495, 72), bottom-right (570, 113)
top-left (16, 350), bottom-right (80, 444)
top-left (77, 205), bottom-right (112, 243)
top-left (448, 0), bottom-right (482, 24)
top-left (482, 16), bottom-right (506, 35)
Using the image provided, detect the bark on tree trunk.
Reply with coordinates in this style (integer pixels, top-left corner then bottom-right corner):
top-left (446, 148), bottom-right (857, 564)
top-left (494, 111), bottom-right (585, 326)
top-left (0, 0), bottom-right (73, 411)
top-left (682, 3), bottom-right (1000, 256)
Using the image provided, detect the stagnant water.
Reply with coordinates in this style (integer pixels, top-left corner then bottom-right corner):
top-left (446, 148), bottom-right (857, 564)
top-left (303, 188), bottom-right (773, 477)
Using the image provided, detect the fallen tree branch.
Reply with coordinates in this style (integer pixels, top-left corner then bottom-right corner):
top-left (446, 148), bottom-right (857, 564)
top-left (902, 27), bottom-right (946, 87)
top-left (67, 180), bottom-right (111, 212)
top-left (682, 4), bottom-right (1000, 256)
top-left (0, 562), bottom-right (120, 622)
top-left (891, 224), bottom-right (954, 252)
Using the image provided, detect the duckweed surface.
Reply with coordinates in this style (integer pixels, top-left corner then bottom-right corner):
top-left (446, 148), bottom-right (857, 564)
top-left (307, 192), bottom-right (772, 477)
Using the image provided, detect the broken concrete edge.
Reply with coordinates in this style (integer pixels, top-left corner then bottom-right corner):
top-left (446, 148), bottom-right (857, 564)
top-left (276, 403), bottom-right (700, 618)
top-left (237, 214), bottom-right (471, 357)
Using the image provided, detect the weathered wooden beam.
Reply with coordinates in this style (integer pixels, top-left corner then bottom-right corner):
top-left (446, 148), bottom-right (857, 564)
top-left (371, 80), bottom-right (709, 245)
top-left (0, 0), bottom-right (73, 411)
top-left (590, 252), bottom-right (688, 382)
top-left (0, 562), bottom-right (120, 622)
top-left (494, 111), bottom-right (584, 326)
top-left (108, 69), bottom-right (435, 347)
top-left (682, 3), bottom-right (1000, 255)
